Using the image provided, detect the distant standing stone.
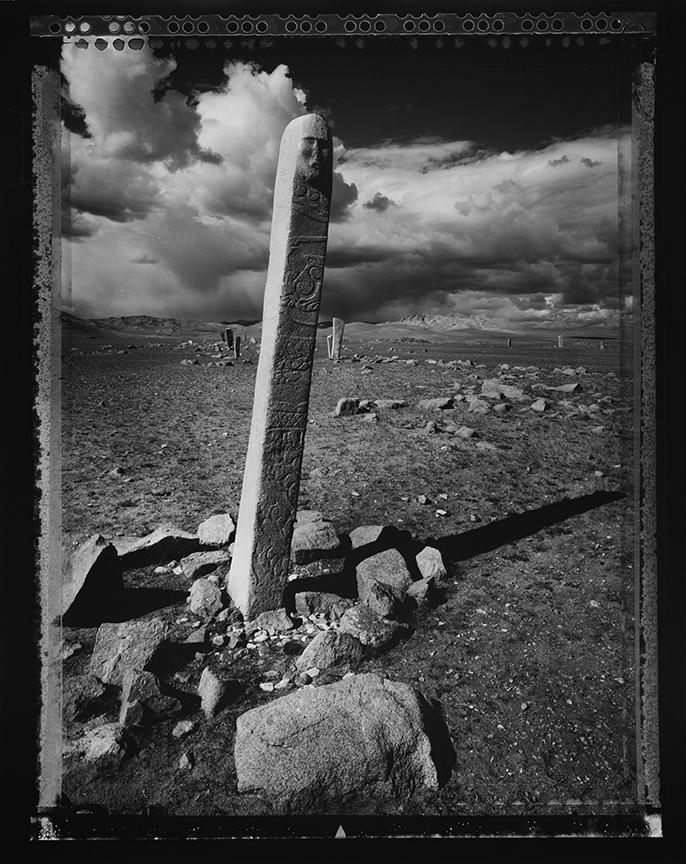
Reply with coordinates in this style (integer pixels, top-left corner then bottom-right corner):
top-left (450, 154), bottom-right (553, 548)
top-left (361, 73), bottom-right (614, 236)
top-left (233, 335), bottom-right (242, 359)
top-left (89, 618), bottom-right (167, 686)
top-left (228, 114), bottom-right (333, 619)
top-left (197, 513), bottom-right (236, 548)
top-left (326, 333), bottom-right (333, 359)
top-left (331, 317), bottom-right (345, 360)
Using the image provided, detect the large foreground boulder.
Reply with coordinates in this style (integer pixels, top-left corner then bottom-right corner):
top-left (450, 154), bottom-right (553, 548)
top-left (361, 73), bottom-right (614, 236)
top-left (235, 673), bottom-right (454, 810)
top-left (62, 535), bottom-right (122, 623)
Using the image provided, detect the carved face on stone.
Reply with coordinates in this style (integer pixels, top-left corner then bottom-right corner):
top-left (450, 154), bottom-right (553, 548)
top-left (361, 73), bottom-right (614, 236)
top-left (298, 135), bottom-right (331, 183)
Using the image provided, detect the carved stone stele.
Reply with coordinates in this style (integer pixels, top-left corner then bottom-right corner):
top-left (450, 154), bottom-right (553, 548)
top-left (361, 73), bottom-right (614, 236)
top-left (228, 114), bottom-right (333, 618)
top-left (332, 317), bottom-right (345, 360)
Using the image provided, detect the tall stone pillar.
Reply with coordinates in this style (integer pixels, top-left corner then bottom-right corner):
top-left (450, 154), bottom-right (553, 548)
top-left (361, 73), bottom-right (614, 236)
top-left (228, 114), bottom-right (333, 618)
top-left (331, 317), bottom-right (345, 360)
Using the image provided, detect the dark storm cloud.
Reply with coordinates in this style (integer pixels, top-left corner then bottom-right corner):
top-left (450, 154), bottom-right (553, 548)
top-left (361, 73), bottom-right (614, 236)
top-left (329, 172), bottom-right (359, 222)
top-left (548, 155), bottom-right (570, 167)
top-left (69, 161), bottom-right (160, 224)
top-left (363, 192), bottom-right (397, 212)
top-left (62, 210), bottom-right (96, 240)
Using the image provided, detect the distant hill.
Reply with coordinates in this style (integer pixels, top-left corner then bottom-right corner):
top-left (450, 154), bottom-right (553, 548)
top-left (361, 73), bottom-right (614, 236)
top-left (399, 313), bottom-right (500, 331)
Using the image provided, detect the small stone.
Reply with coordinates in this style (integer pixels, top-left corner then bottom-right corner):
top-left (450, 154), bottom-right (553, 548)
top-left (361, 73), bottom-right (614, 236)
top-left (63, 674), bottom-right (107, 722)
top-left (416, 546), bottom-right (447, 581)
top-left (455, 426), bottom-right (476, 438)
top-left (334, 397), bottom-right (360, 417)
top-left (349, 525), bottom-right (385, 549)
top-left (259, 682), bottom-right (275, 692)
top-left (295, 630), bottom-right (364, 672)
top-left (181, 550), bottom-right (230, 580)
top-left (249, 608), bottom-right (295, 636)
top-left (79, 723), bottom-right (127, 766)
top-left (373, 399), bottom-right (408, 409)
top-left (338, 604), bottom-right (404, 652)
top-left (531, 398), bottom-right (548, 412)
top-left (184, 625), bottom-right (207, 644)
top-left (113, 523), bottom-right (199, 569)
top-left (198, 667), bottom-right (232, 719)
top-left (466, 397), bottom-right (489, 414)
top-left (188, 578), bottom-right (223, 618)
top-left (295, 591), bottom-right (353, 617)
top-left (197, 513), bottom-right (236, 548)
top-left (418, 397), bottom-right (454, 410)
top-left (211, 634), bottom-right (225, 647)
top-left (407, 576), bottom-right (437, 606)
top-left (179, 751), bottom-right (194, 770)
top-left (62, 641), bottom-right (83, 662)
top-left (291, 518), bottom-right (341, 564)
top-left (90, 618), bottom-right (167, 686)
top-left (172, 720), bottom-right (196, 738)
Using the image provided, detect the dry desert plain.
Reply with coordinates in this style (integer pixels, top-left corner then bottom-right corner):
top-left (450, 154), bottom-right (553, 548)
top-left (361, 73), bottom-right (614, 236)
top-left (56, 314), bottom-right (638, 816)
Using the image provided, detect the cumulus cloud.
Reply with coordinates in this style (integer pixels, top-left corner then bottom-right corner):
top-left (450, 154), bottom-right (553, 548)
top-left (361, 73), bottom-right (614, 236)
top-left (363, 192), bottom-right (397, 212)
top-left (61, 43), bottom-right (628, 330)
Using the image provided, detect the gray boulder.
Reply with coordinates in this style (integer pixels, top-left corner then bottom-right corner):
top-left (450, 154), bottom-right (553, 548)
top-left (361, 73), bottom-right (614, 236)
top-left (89, 617), bottom-right (167, 686)
top-left (181, 550), bottom-right (230, 580)
top-left (248, 608), bottom-right (295, 636)
top-left (356, 549), bottom-right (413, 612)
top-left (63, 674), bottom-right (107, 722)
top-left (63, 535), bottom-right (122, 622)
top-left (295, 591), bottom-right (354, 618)
top-left (119, 669), bottom-right (180, 725)
top-left (338, 604), bottom-right (405, 651)
top-left (295, 630), bottom-right (364, 672)
top-left (407, 576), bottom-right (437, 606)
top-left (113, 523), bottom-right (200, 568)
top-left (188, 578), bottom-right (223, 617)
top-left (418, 397), bottom-right (454, 410)
top-left (373, 399), bottom-right (408, 409)
top-left (197, 513), bottom-right (236, 547)
top-left (291, 518), bottom-right (341, 564)
top-left (198, 666), bottom-right (235, 719)
top-left (334, 397), bottom-right (360, 417)
top-left (234, 673), bottom-right (454, 810)
top-left (349, 525), bottom-right (385, 549)
top-left (416, 546), bottom-right (447, 581)
top-left (481, 379), bottom-right (526, 401)
top-left (76, 722), bottom-right (127, 766)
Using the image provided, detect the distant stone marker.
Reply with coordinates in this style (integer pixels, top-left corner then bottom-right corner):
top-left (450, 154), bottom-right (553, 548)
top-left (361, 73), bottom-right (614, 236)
top-left (506, 337), bottom-right (512, 348)
top-left (332, 317), bottom-right (345, 360)
top-left (222, 328), bottom-right (234, 349)
top-left (327, 333), bottom-right (333, 359)
top-left (600, 340), bottom-right (604, 350)
top-left (557, 335), bottom-right (564, 348)
top-left (228, 114), bottom-right (333, 618)
top-left (233, 335), bottom-right (242, 359)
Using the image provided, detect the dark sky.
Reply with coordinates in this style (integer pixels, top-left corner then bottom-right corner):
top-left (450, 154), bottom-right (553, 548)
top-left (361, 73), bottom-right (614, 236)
top-left (149, 37), bottom-right (629, 150)
top-left (61, 35), bottom-right (635, 329)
